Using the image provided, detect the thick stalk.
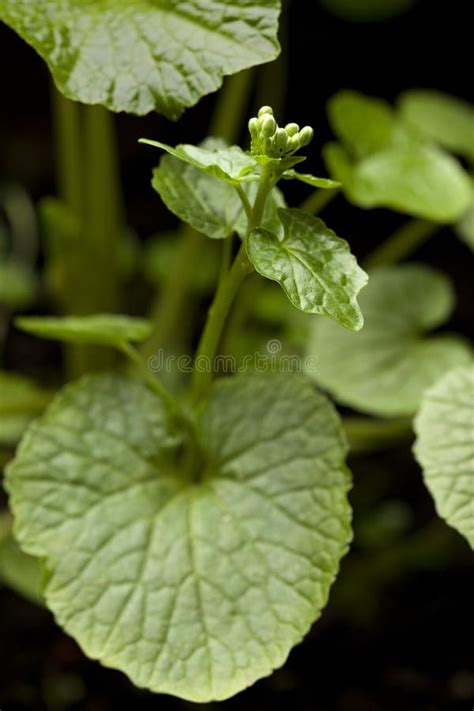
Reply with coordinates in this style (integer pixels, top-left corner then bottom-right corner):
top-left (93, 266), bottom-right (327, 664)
top-left (51, 89), bottom-right (123, 377)
top-left (364, 218), bottom-right (439, 270)
top-left (191, 246), bottom-right (253, 403)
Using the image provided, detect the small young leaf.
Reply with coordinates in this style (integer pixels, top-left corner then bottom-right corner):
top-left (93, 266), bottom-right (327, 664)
top-left (414, 365), bottom-right (474, 548)
top-left (141, 140), bottom-right (259, 185)
top-left (399, 90), bottom-right (474, 162)
top-left (309, 265), bottom-right (472, 417)
top-left (282, 170), bottom-right (340, 189)
top-left (0, 260), bottom-right (37, 309)
top-left (247, 208), bottom-right (368, 330)
top-left (327, 91), bottom-right (397, 158)
top-left (151, 139), bottom-right (286, 239)
top-left (6, 372), bottom-right (351, 702)
top-left (15, 315), bottom-right (152, 348)
top-left (0, 0), bottom-right (281, 118)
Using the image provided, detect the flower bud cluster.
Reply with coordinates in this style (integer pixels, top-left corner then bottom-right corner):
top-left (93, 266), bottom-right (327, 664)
top-left (248, 106), bottom-right (314, 159)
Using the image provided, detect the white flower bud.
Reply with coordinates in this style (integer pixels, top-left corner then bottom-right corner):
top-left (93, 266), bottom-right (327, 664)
top-left (260, 114), bottom-right (277, 138)
top-left (285, 123), bottom-right (300, 137)
top-left (258, 105), bottom-right (273, 118)
top-left (297, 126), bottom-right (314, 147)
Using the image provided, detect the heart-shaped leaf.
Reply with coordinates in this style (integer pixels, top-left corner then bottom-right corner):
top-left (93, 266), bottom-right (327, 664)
top-left (0, 0), bottom-right (281, 118)
top-left (141, 140), bottom-right (260, 185)
top-left (414, 365), bottom-right (474, 548)
top-left (151, 140), bottom-right (285, 239)
top-left (399, 90), bottom-right (474, 162)
top-left (16, 315), bottom-right (152, 348)
top-left (6, 372), bottom-right (351, 701)
top-left (281, 170), bottom-right (340, 189)
top-left (247, 208), bottom-right (368, 330)
top-left (309, 265), bottom-right (472, 417)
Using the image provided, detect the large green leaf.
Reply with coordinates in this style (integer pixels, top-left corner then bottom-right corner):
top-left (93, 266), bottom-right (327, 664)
top-left (0, 0), bottom-right (281, 118)
top-left (414, 365), bottom-right (474, 548)
top-left (151, 139), bottom-right (285, 239)
top-left (399, 90), bottom-right (474, 162)
top-left (309, 265), bottom-right (472, 417)
top-left (141, 140), bottom-right (260, 185)
top-left (6, 372), bottom-right (351, 702)
top-left (247, 208), bottom-right (367, 330)
top-left (16, 315), bottom-right (152, 348)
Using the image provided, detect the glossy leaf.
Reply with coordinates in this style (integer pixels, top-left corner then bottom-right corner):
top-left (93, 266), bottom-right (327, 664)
top-left (152, 139), bottom-right (285, 239)
top-left (0, 0), bottom-right (281, 118)
top-left (247, 208), bottom-right (367, 330)
top-left (6, 372), bottom-right (351, 702)
top-left (399, 90), bottom-right (474, 161)
top-left (141, 140), bottom-right (259, 185)
top-left (414, 365), bottom-right (474, 548)
top-left (16, 315), bottom-right (152, 348)
top-left (282, 170), bottom-right (340, 189)
top-left (309, 265), bottom-right (472, 417)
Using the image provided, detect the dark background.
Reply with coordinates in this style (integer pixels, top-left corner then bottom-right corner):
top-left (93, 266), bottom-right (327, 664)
top-left (1, 1), bottom-right (473, 709)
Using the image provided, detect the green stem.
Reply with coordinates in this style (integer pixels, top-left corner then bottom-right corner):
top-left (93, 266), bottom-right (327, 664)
top-left (249, 164), bottom-right (273, 229)
top-left (120, 341), bottom-right (180, 417)
top-left (209, 70), bottom-right (254, 142)
top-left (191, 245), bottom-right (253, 403)
top-left (51, 89), bottom-right (123, 378)
top-left (142, 70), bottom-right (255, 355)
top-left (141, 227), bottom-right (203, 359)
top-left (364, 218), bottom-right (439, 270)
top-left (52, 87), bottom-right (83, 215)
top-left (299, 187), bottom-right (339, 215)
top-left (218, 236), bottom-right (233, 287)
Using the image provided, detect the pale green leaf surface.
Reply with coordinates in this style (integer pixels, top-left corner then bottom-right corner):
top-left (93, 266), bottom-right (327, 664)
top-left (327, 91), bottom-right (397, 158)
top-left (247, 208), bottom-right (367, 330)
top-left (141, 140), bottom-right (259, 185)
top-left (399, 90), bottom-right (474, 161)
top-left (309, 265), bottom-right (472, 417)
top-left (414, 365), bottom-right (474, 548)
top-left (152, 139), bottom-right (285, 239)
top-left (6, 372), bottom-right (351, 702)
top-left (0, 260), bottom-right (37, 309)
top-left (0, 0), bottom-right (281, 118)
top-left (16, 315), bottom-right (152, 347)
top-left (282, 170), bottom-right (340, 189)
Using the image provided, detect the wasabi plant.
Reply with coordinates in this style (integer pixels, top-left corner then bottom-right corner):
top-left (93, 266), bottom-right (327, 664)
top-left (0, 1), bottom-right (473, 704)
